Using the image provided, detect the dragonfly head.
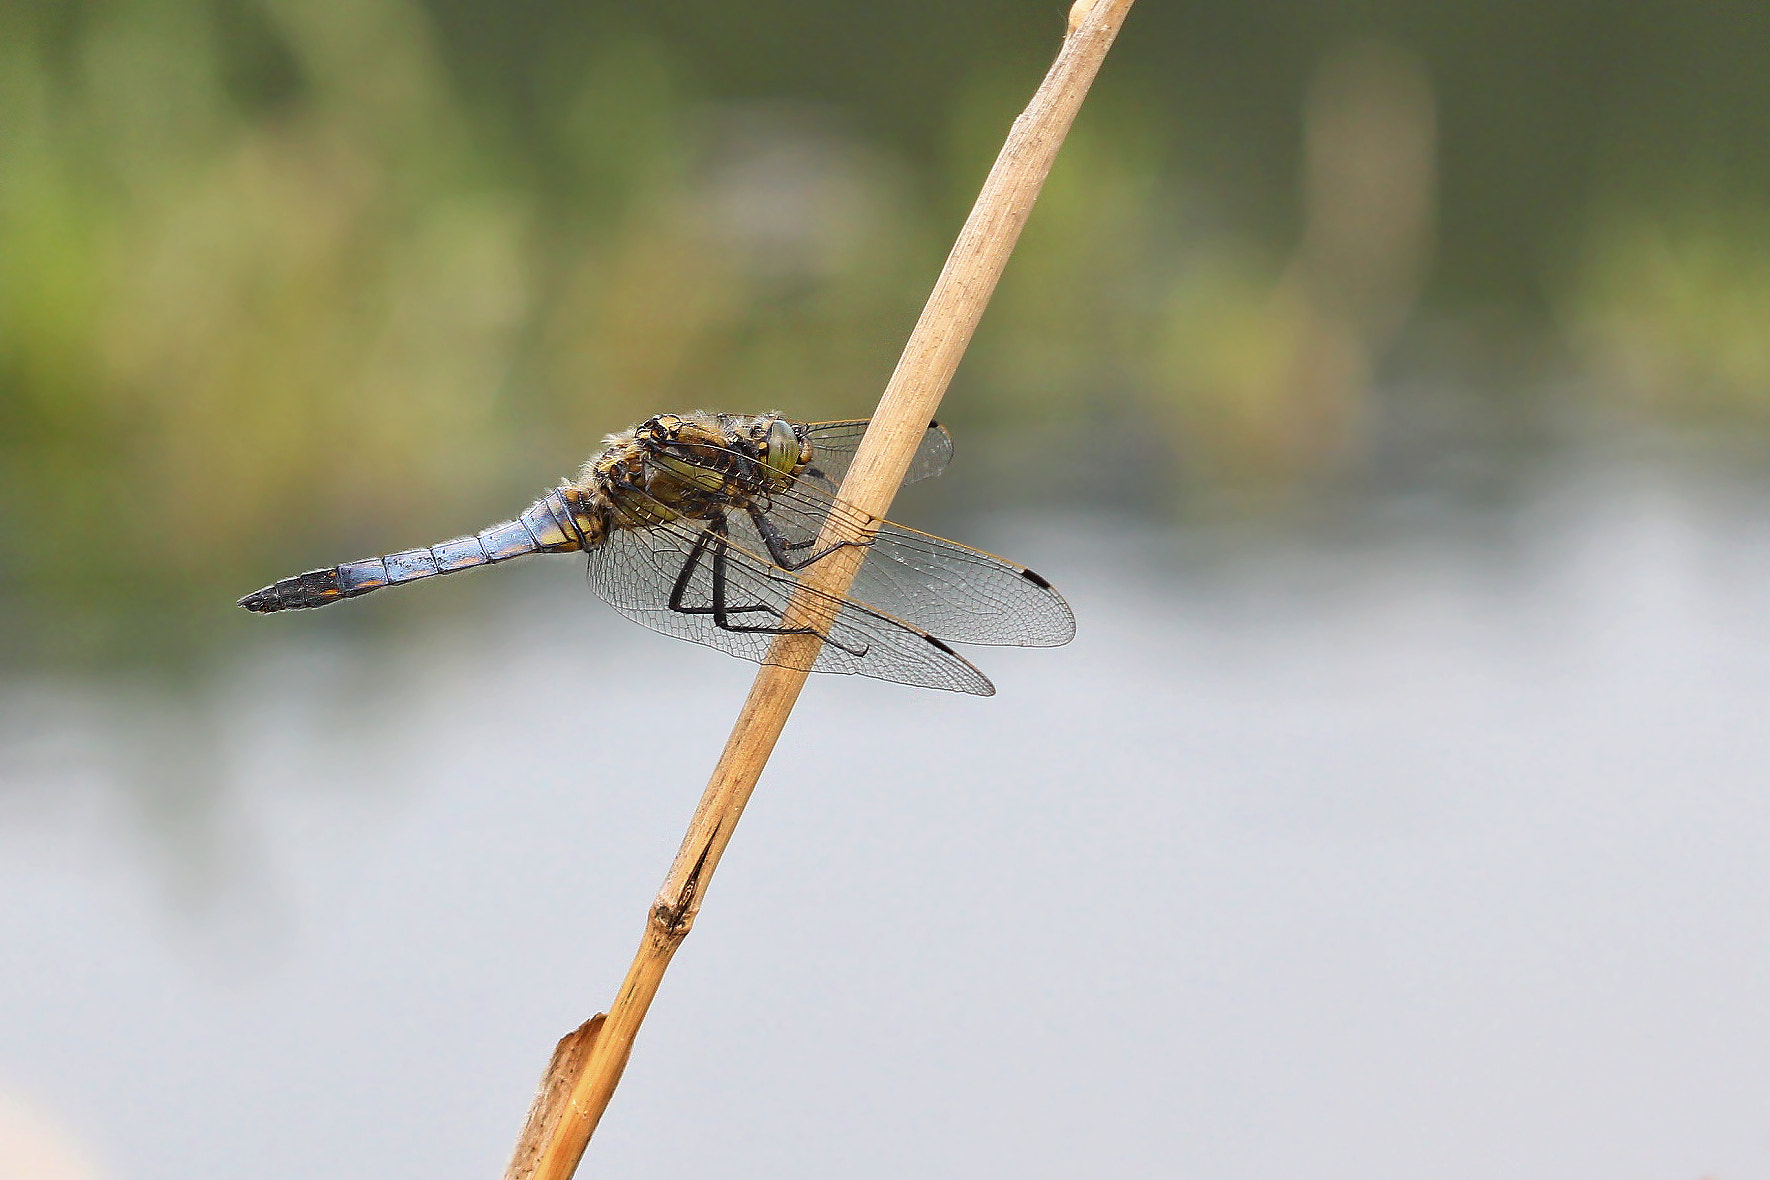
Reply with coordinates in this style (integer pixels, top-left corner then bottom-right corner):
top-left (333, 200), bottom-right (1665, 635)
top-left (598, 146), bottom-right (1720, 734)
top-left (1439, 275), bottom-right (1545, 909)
top-left (760, 416), bottom-right (810, 484)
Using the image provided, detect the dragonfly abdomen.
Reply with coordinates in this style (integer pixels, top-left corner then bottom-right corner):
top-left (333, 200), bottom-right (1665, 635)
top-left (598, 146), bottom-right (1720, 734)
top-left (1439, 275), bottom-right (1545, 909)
top-left (238, 489), bottom-right (598, 613)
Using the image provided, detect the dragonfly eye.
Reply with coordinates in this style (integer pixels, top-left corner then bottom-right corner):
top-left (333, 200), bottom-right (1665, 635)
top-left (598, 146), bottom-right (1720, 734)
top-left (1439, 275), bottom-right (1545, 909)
top-left (764, 419), bottom-right (799, 479)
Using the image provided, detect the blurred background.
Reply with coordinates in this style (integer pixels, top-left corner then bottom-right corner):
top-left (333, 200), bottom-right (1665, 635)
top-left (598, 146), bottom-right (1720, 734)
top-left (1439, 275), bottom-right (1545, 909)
top-left (5, 0), bottom-right (1770, 1176)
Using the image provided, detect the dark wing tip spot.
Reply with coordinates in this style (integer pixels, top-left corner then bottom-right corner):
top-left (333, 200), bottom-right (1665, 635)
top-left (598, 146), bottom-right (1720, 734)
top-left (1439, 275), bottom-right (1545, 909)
top-left (1020, 567), bottom-right (1054, 590)
top-left (925, 635), bottom-right (959, 656)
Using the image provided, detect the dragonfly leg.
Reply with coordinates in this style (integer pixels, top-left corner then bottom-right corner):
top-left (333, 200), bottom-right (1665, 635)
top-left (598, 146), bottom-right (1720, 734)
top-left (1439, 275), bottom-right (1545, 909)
top-left (663, 518), bottom-right (867, 657)
top-left (709, 522), bottom-right (867, 657)
top-left (666, 521), bottom-right (811, 631)
top-left (746, 503), bottom-right (872, 571)
top-left (667, 525), bottom-right (774, 621)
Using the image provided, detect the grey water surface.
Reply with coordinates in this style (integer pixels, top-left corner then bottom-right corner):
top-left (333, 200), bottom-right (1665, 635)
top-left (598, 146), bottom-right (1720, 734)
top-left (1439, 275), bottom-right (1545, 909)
top-left (4, 457), bottom-right (1770, 1179)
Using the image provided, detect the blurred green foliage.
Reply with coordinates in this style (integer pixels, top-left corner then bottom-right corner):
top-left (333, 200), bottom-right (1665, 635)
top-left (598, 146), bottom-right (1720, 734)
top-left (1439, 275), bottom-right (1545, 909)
top-left (1568, 197), bottom-right (1770, 424)
top-left (3, 0), bottom-right (1769, 671)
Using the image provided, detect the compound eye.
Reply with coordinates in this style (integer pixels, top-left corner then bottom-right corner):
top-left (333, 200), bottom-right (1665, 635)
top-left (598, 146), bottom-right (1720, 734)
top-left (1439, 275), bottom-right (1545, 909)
top-left (764, 419), bottom-right (800, 478)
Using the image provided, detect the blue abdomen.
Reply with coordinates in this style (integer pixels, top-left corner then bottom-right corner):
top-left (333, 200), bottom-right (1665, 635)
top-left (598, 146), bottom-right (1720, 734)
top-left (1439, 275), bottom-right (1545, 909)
top-left (238, 490), bottom-right (590, 612)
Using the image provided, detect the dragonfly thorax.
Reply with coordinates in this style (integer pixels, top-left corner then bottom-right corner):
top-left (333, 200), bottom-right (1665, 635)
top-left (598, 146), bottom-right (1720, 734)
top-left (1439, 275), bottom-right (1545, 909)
top-left (629, 412), bottom-right (813, 508)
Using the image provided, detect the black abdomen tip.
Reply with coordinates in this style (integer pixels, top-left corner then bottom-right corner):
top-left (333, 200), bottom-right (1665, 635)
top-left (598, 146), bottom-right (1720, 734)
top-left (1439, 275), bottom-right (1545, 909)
top-left (238, 568), bottom-right (346, 612)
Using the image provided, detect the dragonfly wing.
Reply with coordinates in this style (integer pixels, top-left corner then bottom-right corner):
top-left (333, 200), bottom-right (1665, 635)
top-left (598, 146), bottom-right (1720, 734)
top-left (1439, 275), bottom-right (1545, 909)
top-left (584, 514), bottom-right (995, 695)
top-left (855, 520), bottom-right (1075, 648)
top-left (639, 421), bottom-right (1073, 647)
top-left (800, 419), bottom-right (953, 494)
top-left (726, 483), bottom-right (1076, 648)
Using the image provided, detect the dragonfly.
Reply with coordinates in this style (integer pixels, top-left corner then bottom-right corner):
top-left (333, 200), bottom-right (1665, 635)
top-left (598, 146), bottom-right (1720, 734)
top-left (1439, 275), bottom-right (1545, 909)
top-left (239, 412), bottom-right (1074, 695)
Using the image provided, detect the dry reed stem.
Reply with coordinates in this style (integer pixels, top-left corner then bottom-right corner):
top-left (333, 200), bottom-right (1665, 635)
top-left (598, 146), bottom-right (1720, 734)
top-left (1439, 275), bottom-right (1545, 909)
top-left (505, 1016), bottom-right (603, 1177)
top-left (505, 2), bottom-right (1135, 1175)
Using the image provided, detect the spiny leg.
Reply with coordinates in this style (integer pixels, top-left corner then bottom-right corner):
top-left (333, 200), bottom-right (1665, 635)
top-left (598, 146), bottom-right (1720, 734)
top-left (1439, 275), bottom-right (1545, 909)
top-left (666, 526), bottom-right (770, 619)
top-left (665, 519), bottom-right (818, 637)
top-left (745, 503), bottom-right (872, 571)
top-left (709, 522), bottom-right (868, 656)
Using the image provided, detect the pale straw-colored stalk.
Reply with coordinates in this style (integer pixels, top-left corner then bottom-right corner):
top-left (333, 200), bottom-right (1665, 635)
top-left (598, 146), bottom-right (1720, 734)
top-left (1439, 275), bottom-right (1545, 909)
top-left (504, 3), bottom-right (1136, 1174)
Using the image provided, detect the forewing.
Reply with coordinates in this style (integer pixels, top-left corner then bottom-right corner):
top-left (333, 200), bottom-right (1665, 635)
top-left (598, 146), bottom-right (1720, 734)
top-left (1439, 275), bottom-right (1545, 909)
top-left (725, 485), bottom-right (1076, 648)
top-left (800, 419), bottom-right (953, 494)
top-left (584, 512), bottom-right (994, 695)
top-left (857, 521), bottom-right (1074, 647)
top-left (640, 421), bottom-right (1072, 647)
